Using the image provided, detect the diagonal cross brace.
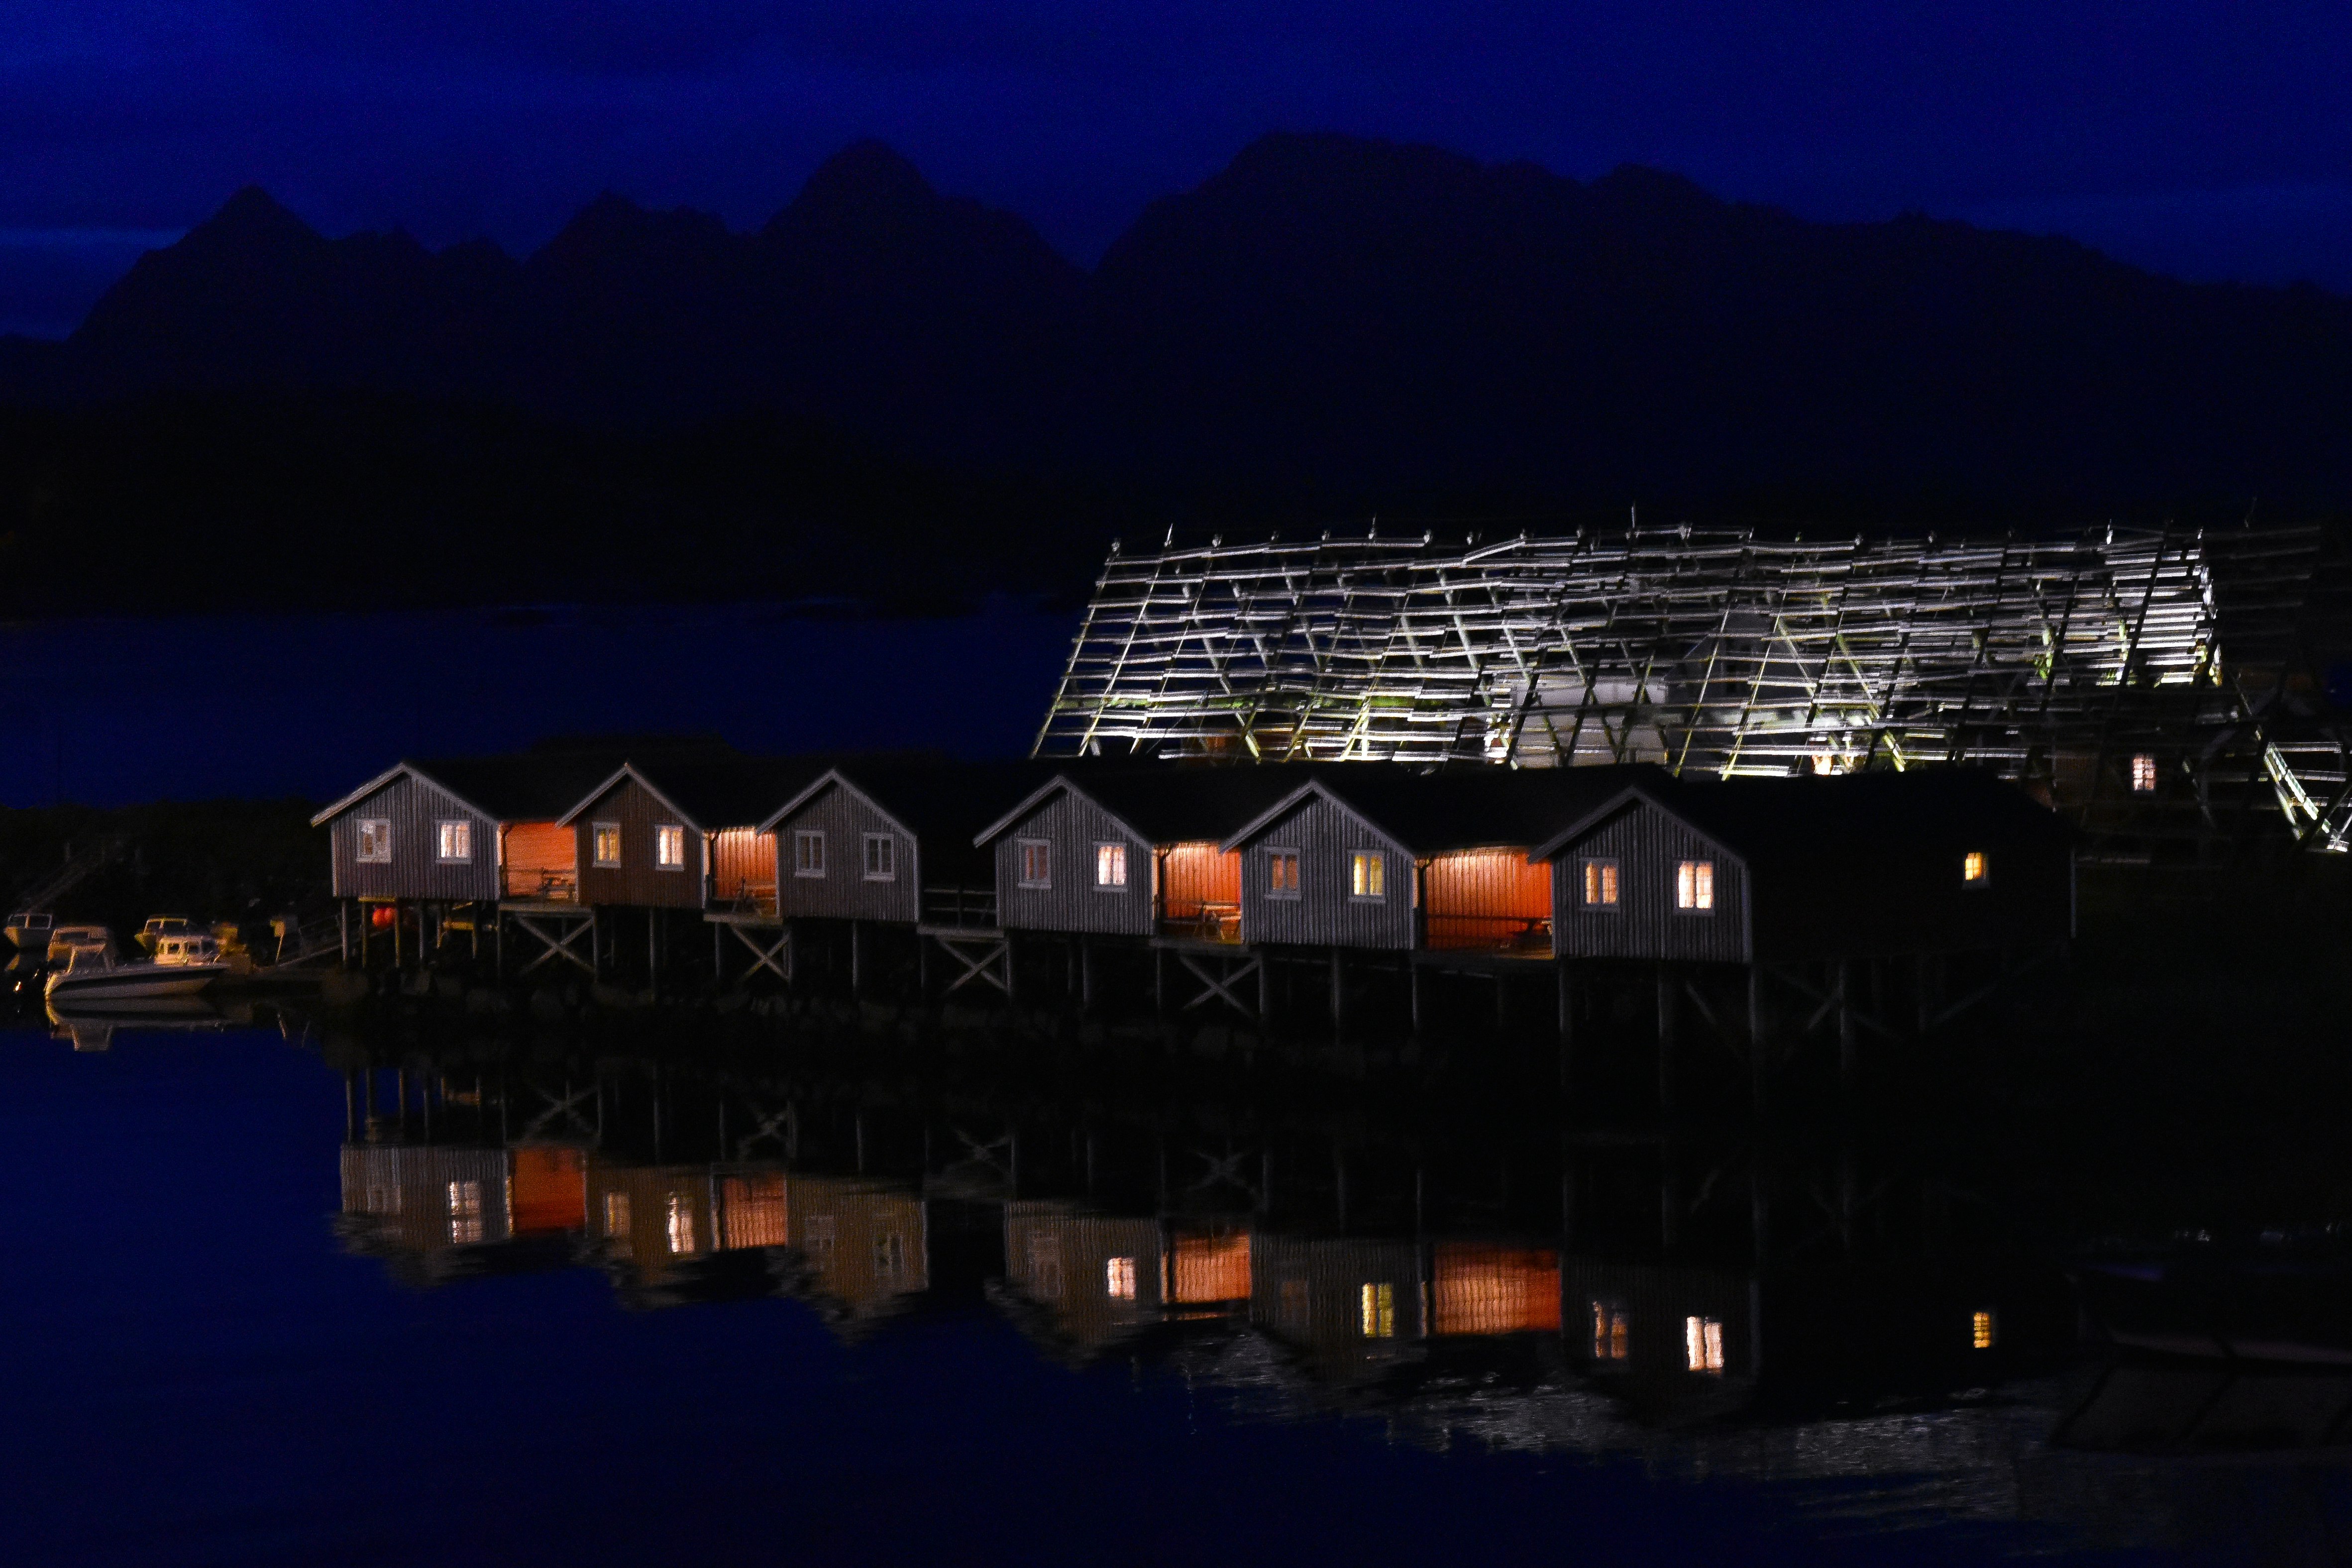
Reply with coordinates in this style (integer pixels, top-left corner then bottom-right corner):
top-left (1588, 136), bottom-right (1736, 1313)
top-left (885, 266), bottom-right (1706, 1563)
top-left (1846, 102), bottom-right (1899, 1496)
top-left (512, 914), bottom-right (595, 976)
top-left (932, 933), bottom-right (1010, 995)
top-left (726, 922), bottom-right (791, 983)
top-left (1179, 952), bottom-right (1260, 1017)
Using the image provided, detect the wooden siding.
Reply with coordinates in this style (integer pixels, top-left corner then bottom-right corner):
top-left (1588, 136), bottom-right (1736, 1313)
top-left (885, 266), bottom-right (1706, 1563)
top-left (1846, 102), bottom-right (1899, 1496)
top-left (573, 776), bottom-right (707, 910)
top-left (1562, 1257), bottom-right (1756, 1383)
top-left (784, 1176), bottom-right (929, 1317)
top-left (1551, 801), bottom-right (1752, 962)
top-left (1431, 1243), bottom-right (1564, 1335)
top-left (1234, 794), bottom-right (1416, 950)
top-left (715, 1169), bottom-right (789, 1248)
top-left (587, 1160), bottom-right (715, 1280)
top-left (325, 772), bottom-right (500, 902)
top-left (1425, 849), bottom-right (1553, 952)
top-left (501, 820), bottom-right (576, 901)
top-left (771, 784), bottom-right (920, 925)
top-left (339, 1145), bottom-right (513, 1254)
top-left (710, 829), bottom-right (778, 914)
top-left (994, 791), bottom-right (1153, 937)
top-left (1158, 840), bottom-right (1241, 939)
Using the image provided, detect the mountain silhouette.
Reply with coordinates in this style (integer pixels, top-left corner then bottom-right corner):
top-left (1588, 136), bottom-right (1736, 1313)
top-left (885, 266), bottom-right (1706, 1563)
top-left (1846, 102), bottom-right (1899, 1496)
top-left (1, 130), bottom-right (2349, 588)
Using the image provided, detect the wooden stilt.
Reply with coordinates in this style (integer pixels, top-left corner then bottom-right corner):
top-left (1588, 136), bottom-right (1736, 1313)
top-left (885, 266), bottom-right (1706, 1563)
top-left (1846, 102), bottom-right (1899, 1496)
top-left (1656, 962), bottom-right (1677, 1112)
top-left (1747, 963), bottom-right (1767, 1111)
top-left (1557, 964), bottom-right (1575, 1092)
top-left (1329, 949), bottom-right (1345, 1034)
top-left (1080, 940), bottom-right (1093, 1011)
top-left (339, 900), bottom-right (349, 967)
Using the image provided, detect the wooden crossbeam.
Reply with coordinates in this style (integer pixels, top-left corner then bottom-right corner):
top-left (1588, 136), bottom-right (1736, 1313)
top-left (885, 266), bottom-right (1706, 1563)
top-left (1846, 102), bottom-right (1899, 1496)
top-left (511, 913), bottom-right (595, 976)
top-left (1178, 951), bottom-right (1260, 1017)
top-left (725, 922), bottom-right (791, 984)
top-left (932, 932), bottom-right (1010, 995)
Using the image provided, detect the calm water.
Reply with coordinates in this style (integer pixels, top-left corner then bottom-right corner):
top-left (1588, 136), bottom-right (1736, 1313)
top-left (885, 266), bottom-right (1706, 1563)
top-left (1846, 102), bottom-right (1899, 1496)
top-left (2, 1011), bottom-right (2344, 1567)
top-left (0, 603), bottom-right (1077, 807)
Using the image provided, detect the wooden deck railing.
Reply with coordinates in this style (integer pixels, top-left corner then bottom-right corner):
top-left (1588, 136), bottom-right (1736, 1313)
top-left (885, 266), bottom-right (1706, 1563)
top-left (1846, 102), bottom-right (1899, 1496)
top-left (921, 885), bottom-right (998, 929)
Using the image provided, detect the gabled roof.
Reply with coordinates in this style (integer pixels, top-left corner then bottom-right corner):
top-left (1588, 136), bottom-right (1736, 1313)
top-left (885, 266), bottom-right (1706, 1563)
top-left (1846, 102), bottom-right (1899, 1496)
top-left (1221, 765), bottom-right (1660, 856)
top-left (973, 765), bottom-right (1318, 849)
top-left (1528, 768), bottom-right (2070, 863)
top-left (778, 759), bottom-right (1066, 844)
top-left (311, 749), bottom-right (633, 828)
top-left (561, 754), bottom-right (831, 832)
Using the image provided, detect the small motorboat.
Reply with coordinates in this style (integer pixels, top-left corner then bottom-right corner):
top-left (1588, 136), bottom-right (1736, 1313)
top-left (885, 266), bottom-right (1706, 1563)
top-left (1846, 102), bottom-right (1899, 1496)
top-left (45, 924), bottom-right (115, 967)
top-left (45, 933), bottom-right (230, 1003)
top-left (5, 911), bottom-right (53, 953)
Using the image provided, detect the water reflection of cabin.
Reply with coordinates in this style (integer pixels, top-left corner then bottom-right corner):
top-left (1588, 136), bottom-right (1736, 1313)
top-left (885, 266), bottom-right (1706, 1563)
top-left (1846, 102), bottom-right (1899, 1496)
top-left (338, 1143), bottom-right (589, 1283)
top-left (1534, 771), bottom-right (2074, 964)
top-left (976, 769), bottom-right (1303, 944)
top-left (1563, 1257), bottom-right (1757, 1420)
top-left (1002, 1201), bottom-right (1168, 1354)
top-left (312, 749), bottom-right (625, 958)
top-left (1220, 768), bottom-right (1645, 954)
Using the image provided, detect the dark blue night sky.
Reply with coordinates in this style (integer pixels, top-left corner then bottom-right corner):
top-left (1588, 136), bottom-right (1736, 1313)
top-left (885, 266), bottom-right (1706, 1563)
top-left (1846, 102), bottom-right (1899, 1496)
top-left (3, 1), bottom-right (2351, 336)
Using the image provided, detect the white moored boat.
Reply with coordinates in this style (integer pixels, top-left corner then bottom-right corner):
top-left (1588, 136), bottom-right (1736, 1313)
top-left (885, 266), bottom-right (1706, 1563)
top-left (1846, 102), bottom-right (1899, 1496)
top-left (45, 933), bottom-right (230, 1003)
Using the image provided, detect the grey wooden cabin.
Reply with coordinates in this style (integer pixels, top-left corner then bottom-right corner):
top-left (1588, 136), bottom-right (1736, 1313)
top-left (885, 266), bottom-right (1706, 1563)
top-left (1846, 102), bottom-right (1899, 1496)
top-left (557, 755), bottom-right (819, 912)
top-left (1533, 770), bottom-right (2074, 964)
top-left (768, 761), bottom-right (1055, 929)
top-left (312, 751), bottom-right (625, 906)
top-left (1219, 767), bottom-right (1647, 951)
top-left (975, 769), bottom-right (1305, 940)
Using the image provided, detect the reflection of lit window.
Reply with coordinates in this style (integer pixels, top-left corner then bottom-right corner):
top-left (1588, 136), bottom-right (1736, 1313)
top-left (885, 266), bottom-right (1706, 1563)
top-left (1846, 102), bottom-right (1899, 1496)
top-left (1675, 860), bottom-right (1714, 912)
top-left (1592, 1299), bottom-right (1630, 1361)
top-left (436, 821), bottom-right (471, 863)
top-left (448, 1179), bottom-right (483, 1244)
top-left (1280, 1278), bottom-right (1309, 1330)
top-left (1582, 858), bottom-right (1619, 908)
top-left (666, 1193), bottom-right (696, 1255)
top-left (803, 1214), bottom-right (836, 1269)
top-left (603, 1191), bottom-right (631, 1238)
top-left (863, 833), bottom-right (895, 881)
top-left (1361, 1282), bottom-right (1396, 1339)
top-left (655, 825), bottom-right (685, 869)
top-left (356, 819), bottom-right (392, 863)
top-left (794, 830), bottom-right (825, 877)
top-left (1685, 1315), bottom-right (1725, 1373)
top-left (1094, 842), bottom-right (1128, 889)
top-left (1973, 1309), bottom-right (1997, 1350)
top-left (875, 1231), bottom-right (907, 1281)
top-left (1267, 849), bottom-right (1300, 898)
top-left (593, 823), bottom-right (622, 868)
top-left (2131, 754), bottom-right (2157, 793)
top-left (1018, 840), bottom-right (1050, 888)
top-left (365, 1184), bottom-right (400, 1215)
top-left (1106, 1256), bottom-right (1137, 1300)
top-left (1963, 851), bottom-right (1988, 885)
top-left (1350, 851), bottom-right (1385, 899)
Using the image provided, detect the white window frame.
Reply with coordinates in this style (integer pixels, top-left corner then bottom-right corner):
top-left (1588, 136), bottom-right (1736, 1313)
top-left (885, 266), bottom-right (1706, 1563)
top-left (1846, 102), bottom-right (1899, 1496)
top-left (1349, 850), bottom-right (1386, 901)
top-left (862, 832), bottom-right (896, 882)
top-left (2130, 753), bottom-right (2158, 793)
top-left (1093, 841), bottom-right (1129, 892)
top-left (653, 824), bottom-right (686, 870)
top-left (793, 830), bottom-right (826, 878)
top-left (1266, 847), bottom-right (1301, 900)
top-left (1017, 838), bottom-right (1051, 889)
top-left (1674, 858), bottom-right (1715, 914)
top-left (1581, 856), bottom-right (1619, 910)
top-left (355, 818), bottom-right (393, 863)
top-left (592, 821), bottom-right (623, 869)
top-left (434, 819), bottom-right (472, 864)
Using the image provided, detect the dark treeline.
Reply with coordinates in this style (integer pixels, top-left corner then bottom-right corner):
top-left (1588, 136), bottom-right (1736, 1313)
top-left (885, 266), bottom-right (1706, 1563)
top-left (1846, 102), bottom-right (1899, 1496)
top-left (2, 132), bottom-right (2350, 615)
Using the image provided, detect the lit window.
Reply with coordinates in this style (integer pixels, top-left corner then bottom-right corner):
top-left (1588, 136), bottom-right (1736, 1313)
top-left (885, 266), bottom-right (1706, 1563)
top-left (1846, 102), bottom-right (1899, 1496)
top-left (1963, 850), bottom-right (1988, 885)
top-left (1018, 839), bottom-right (1051, 888)
top-left (2130, 753), bottom-right (2157, 793)
top-left (447, 1179), bottom-right (483, 1244)
top-left (1675, 859), bottom-right (1714, 912)
top-left (435, 820), bottom-right (471, 863)
top-left (1095, 842), bottom-right (1128, 889)
top-left (1685, 1314), bottom-right (1725, 1373)
top-left (1592, 1299), bottom-right (1630, 1361)
top-left (603, 1191), bottom-right (632, 1238)
top-left (1973, 1309), bottom-right (1997, 1350)
top-left (1350, 851), bottom-right (1385, 899)
top-left (665, 1192), bottom-right (697, 1255)
top-left (1267, 848), bottom-right (1301, 898)
top-left (356, 819), bottom-right (392, 863)
top-left (793, 830), bottom-right (826, 878)
top-left (593, 823), bottom-right (622, 868)
top-left (655, 824), bottom-right (685, 869)
top-left (862, 833), bottom-right (895, 881)
top-left (1106, 1255), bottom-right (1138, 1300)
top-left (1810, 751), bottom-right (1835, 776)
top-left (1582, 858), bottom-right (1619, 908)
top-left (1361, 1282), bottom-right (1396, 1339)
